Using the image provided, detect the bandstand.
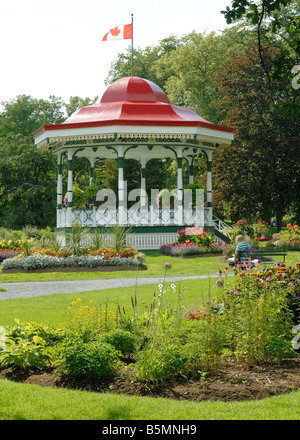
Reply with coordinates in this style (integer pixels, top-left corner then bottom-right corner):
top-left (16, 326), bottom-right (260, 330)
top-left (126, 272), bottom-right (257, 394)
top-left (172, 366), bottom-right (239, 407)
top-left (33, 77), bottom-right (235, 249)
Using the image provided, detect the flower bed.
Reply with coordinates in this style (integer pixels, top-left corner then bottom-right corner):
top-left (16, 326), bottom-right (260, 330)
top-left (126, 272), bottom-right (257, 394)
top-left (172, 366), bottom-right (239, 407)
top-left (160, 241), bottom-right (229, 257)
top-left (0, 249), bottom-right (22, 263)
top-left (160, 226), bottom-right (229, 257)
top-left (268, 224), bottom-right (300, 250)
top-left (1, 252), bottom-right (146, 272)
top-left (1, 262), bottom-right (299, 395)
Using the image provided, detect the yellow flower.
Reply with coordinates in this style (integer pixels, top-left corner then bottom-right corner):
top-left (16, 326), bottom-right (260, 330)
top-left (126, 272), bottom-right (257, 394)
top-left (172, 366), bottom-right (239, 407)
top-left (90, 300), bottom-right (94, 303)
top-left (72, 301), bottom-right (76, 305)
top-left (67, 307), bottom-right (71, 311)
top-left (76, 298), bottom-right (81, 303)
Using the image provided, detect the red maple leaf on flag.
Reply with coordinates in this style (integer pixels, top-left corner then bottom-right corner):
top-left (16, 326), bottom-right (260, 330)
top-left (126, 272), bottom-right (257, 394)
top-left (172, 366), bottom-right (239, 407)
top-left (110, 26), bottom-right (121, 36)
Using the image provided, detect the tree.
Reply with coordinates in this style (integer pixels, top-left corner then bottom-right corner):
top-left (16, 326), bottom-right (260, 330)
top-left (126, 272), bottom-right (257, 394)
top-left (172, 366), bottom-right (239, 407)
top-left (221, 0), bottom-right (300, 117)
top-left (65, 96), bottom-right (98, 117)
top-left (105, 36), bottom-right (180, 88)
top-left (0, 95), bottom-right (65, 139)
top-left (213, 44), bottom-right (300, 229)
top-left (0, 134), bottom-right (57, 229)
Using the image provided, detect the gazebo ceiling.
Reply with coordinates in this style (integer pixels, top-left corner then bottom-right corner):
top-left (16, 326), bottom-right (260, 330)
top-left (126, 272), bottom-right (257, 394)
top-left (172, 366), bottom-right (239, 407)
top-left (33, 76), bottom-right (235, 152)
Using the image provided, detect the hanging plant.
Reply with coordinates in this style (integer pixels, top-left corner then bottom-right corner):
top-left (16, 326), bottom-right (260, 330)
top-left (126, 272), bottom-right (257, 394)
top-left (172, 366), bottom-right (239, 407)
top-left (64, 185), bottom-right (99, 209)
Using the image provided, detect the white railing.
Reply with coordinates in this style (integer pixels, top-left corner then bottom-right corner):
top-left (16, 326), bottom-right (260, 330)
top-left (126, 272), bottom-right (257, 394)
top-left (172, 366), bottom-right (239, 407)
top-left (212, 215), bottom-right (233, 241)
top-left (57, 207), bottom-right (211, 228)
top-left (55, 208), bottom-right (232, 249)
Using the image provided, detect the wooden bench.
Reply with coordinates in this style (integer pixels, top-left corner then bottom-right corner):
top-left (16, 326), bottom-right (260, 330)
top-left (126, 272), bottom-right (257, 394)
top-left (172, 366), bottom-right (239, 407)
top-left (239, 248), bottom-right (287, 264)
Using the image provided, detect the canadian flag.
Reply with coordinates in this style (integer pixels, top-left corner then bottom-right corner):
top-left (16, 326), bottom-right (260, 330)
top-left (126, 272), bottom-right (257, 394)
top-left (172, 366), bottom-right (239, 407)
top-left (102, 24), bottom-right (132, 41)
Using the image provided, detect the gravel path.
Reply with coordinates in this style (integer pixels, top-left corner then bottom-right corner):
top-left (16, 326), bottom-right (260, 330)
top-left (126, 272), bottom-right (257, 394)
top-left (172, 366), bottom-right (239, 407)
top-left (0, 274), bottom-right (221, 300)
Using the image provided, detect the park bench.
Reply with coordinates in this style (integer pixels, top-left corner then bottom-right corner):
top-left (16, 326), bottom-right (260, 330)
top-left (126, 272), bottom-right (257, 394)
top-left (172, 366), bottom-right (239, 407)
top-left (238, 248), bottom-right (287, 265)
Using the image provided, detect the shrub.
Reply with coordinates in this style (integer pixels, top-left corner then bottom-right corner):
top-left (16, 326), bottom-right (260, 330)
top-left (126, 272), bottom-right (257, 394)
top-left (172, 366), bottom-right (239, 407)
top-left (0, 320), bottom-right (62, 371)
top-left (57, 340), bottom-right (122, 378)
top-left (6, 320), bottom-right (63, 345)
top-left (0, 338), bottom-right (53, 370)
top-left (99, 329), bottom-right (136, 356)
top-left (130, 346), bottom-right (190, 384)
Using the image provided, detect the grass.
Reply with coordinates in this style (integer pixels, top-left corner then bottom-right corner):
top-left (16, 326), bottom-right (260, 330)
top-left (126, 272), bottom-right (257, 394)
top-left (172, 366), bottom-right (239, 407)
top-left (0, 249), bottom-right (300, 420)
top-left (1, 378), bottom-right (300, 420)
top-left (0, 249), bottom-right (299, 283)
top-left (0, 277), bottom-right (217, 327)
top-left (0, 251), bottom-right (228, 282)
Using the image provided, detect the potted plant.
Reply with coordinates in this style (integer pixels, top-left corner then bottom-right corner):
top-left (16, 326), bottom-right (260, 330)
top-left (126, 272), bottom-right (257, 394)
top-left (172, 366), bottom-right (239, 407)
top-left (253, 220), bottom-right (271, 239)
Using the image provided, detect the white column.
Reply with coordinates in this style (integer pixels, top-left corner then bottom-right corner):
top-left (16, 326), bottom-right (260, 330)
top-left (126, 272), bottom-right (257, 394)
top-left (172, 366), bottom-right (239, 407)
top-left (140, 157), bottom-right (147, 209)
top-left (118, 146), bottom-right (126, 225)
top-left (176, 147), bottom-right (183, 225)
top-left (88, 157), bottom-right (95, 186)
top-left (56, 155), bottom-right (63, 228)
top-left (57, 155), bottom-right (63, 209)
top-left (187, 156), bottom-right (194, 184)
top-left (67, 149), bottom-right (74, 227)
top-left (206, 150), bottom-right (213, 226)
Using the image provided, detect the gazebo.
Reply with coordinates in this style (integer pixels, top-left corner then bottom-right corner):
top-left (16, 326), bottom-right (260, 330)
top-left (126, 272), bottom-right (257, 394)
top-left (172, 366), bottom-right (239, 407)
top-left (33, 77), bottom-right (235, 249)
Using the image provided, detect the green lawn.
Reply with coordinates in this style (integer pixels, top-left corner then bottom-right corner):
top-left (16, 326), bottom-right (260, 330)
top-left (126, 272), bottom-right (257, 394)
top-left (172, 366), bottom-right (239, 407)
top-left (1, 378), bottom-right (300, 420)
top-left (0, 249), bottom-right (299, 420)
top-left (0, 250), bottom-right (228, 282)
top-left (0, 277), bottom-right (219, 327)
top-left (0, 249), bottom-right (299, 283)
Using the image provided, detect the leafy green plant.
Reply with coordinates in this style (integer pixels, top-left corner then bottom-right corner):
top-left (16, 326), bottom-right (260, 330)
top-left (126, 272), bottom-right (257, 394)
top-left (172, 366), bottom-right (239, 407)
top-left (0, 320), bottom-right (63, 371)
top-left (129, 345), bottom-right (190, 385)
top-left (90, 227), bottom-right (108, 249)
top-left (0, 337), bottom-right (53, 370)
top-left (57, 340), bottom-right (122, 378)
top-left (109, 224), bottom-right (133, 252)
top-left (99, 328), bottom-right (136, 356)
top-left (65, 221), bottom-right (90, 256)
top-left (7, 319), bottom-right (63, 345)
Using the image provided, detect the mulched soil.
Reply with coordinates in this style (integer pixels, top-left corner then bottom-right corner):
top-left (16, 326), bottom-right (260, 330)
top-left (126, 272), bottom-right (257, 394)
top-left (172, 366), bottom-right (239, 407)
top-left (1, 357), bottom-right (300, 402)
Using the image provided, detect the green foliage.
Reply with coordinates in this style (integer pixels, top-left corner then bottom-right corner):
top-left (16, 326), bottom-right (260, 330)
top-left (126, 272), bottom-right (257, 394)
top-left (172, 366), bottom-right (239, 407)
top-left (0, 338), bottom-right (53, 370)
top-left (108, 224), bottom-right (133, 253)
top-left (131, 346), bottom-right (190, 384)
top-left (57, 340), bottom-right (121, 378)
top-left (0, 320), bottom-right (62, 370)
top-left (65, 222), bottom-right (90, 256)
top-left (6, 320), bottom-right (63, 345)
top-left (213, 42), bottom-right (300, 228)
top-left (100, 329), bottom-right (136, 356)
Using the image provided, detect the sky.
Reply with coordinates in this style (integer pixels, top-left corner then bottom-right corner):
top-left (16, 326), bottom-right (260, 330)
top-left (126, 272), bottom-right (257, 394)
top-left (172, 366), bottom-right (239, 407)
top-left (0, 0), bottom-right (232, 104)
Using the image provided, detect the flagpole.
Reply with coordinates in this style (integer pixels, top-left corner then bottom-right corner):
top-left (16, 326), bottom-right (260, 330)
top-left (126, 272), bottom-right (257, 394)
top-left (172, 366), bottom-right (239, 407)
top-left (131, 13), bottom-right (134, 76)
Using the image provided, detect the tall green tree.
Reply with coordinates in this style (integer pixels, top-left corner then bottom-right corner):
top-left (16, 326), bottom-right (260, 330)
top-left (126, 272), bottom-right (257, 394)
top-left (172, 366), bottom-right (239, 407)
top-left (0, 134), bottom-right (57, 228)
top-left (105, 36), bottom-right (180, 88)
top-left (0, 95), bottom-right (65, 139)
top-left (65, 96), bottom-right (99, 117)
top-left (221, 0), bottom-right (300, 117)
top-left (213, 43), bottom-right (300, 229)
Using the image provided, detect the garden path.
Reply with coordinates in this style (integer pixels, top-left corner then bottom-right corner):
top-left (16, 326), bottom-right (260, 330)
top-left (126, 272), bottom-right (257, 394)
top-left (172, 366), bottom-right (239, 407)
top-left (0, 274), bottom-right (224, 300)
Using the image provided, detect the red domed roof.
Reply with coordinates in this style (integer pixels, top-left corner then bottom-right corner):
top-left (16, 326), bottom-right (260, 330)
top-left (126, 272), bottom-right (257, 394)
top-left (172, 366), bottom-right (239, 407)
top-left (58, 77), bottom-right (233, 133)
top-left (33, 77), bottom-right (234, 137)
top-left (100, 77), bottom-right (171, 104)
